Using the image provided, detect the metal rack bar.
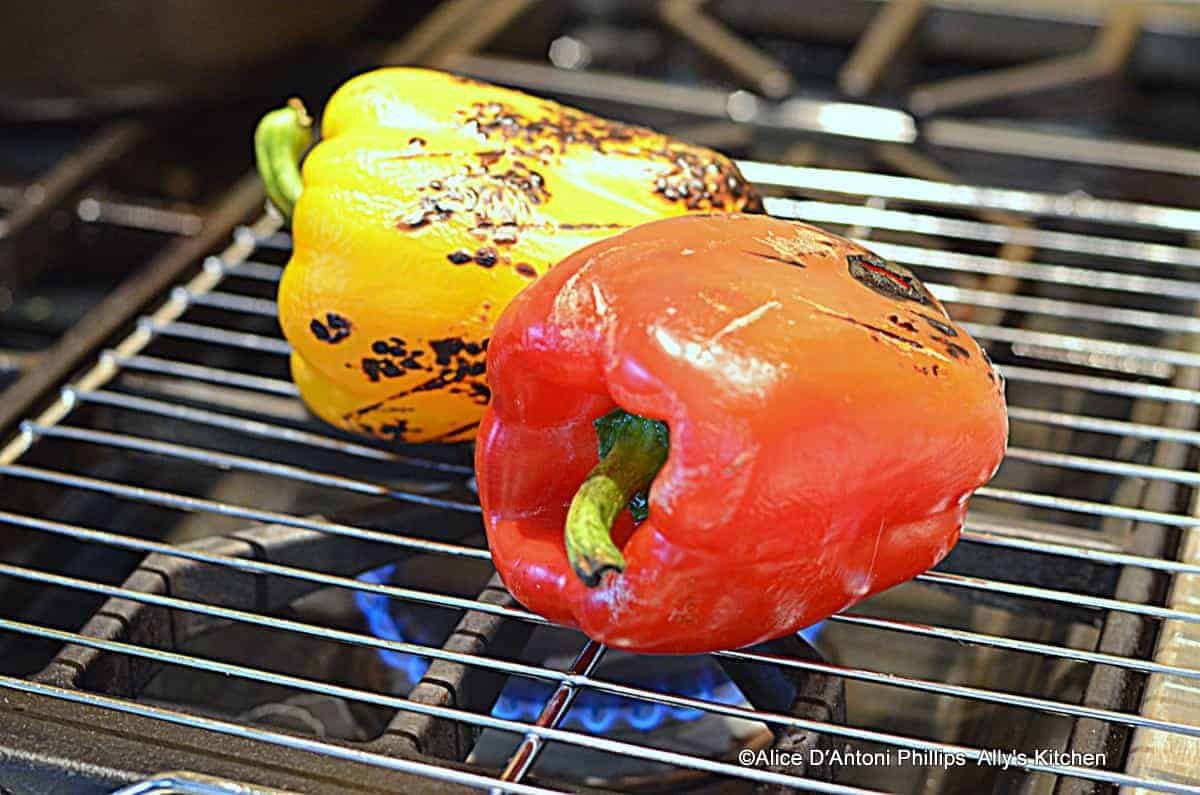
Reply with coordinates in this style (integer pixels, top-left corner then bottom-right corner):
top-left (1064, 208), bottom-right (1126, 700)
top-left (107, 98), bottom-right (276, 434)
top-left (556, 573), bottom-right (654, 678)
top-left (961, 524), bottom-right (1200, 576)
top-left (112, 353), bottom-right (299, 397)
top-left (20, 423), bottom-right (477, 512)
top-left (147, 320), bottom-right (293, 356)
top-left (974, 485), bottom-right (1198, 527)
top-left (495, 641), bottom-right (607, 789)
top-left (932, 286), bottom-right (1200, 336)
top-left (740, 162), bottom-right (1200, 233)
top-left (1001, 366), bottom-right (1200, 406)
top-left (961, 323), bottom-right (1200, 370)
top-left (69, 388), bottom-right (472, 473)
top-left (769, 199), bottom-right (1200, 268)
top-left (182, 289), bottom-right (278, 318)
top-left (1008, 405), bottom-right (1200, 446)
top-left (1000, 447), bottom-right (1200, 486)
top-left (0, 464), bottom-right (486, 555)
top-left (869, 241), bottom-right (1200, 302)
top-left (915, 571), bottom-right (1200, 624)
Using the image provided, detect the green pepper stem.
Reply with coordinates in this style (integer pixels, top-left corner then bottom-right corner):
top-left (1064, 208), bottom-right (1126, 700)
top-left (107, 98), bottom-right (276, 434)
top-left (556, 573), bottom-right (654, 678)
top-left (254, 98), bottom-right (312, 223)
top-left (565, 410), bottom-right (669, 588)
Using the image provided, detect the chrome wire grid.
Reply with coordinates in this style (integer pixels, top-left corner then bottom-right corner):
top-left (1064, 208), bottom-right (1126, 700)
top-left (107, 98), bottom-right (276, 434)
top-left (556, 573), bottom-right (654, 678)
top-left (3, 147), bottom-right (1200, 793)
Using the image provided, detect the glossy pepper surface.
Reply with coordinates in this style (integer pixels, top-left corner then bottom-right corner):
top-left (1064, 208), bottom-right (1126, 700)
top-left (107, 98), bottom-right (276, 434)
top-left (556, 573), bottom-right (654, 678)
top-left (255, 68), bottom-right (759, 444)
top-left (475, 214), bottom-right (1008, 654)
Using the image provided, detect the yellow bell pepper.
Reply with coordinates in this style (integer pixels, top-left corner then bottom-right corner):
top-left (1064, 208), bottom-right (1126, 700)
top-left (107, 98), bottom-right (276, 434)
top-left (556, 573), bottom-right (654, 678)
top-left (255, 68), bottom-right (759, 444)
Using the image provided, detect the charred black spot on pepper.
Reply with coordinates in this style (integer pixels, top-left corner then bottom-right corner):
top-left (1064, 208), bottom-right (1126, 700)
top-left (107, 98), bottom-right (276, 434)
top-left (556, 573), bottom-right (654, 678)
top-left (391, 336), bottom-right (492, 398)
top-left (310, 314), bottom-right (351, 344)
top-left (469, 382), bottom-right (492, 405)
top-left (346, 336), bottom-right (490, 421)
top-left (887, 313), bottom-right (919, 333)
top-left (849, 318), bottom-right (925, 348)
top-left (361, 355), bottom-right (410, 382)
top-left (979, 347), bottom-right (1002, 385)
top-left (378, 420), bottom-right (410, 439)
top-left (397, 214), bottom-right (429, 229)
top-left (944, 341), bottom-right (971, 360)
top-left (361, 358), bottom-right (381, 382)
top-left (557, 222), bottom-right (629, 231)
top-left (515, 262), bottom-right (537, 278)
top-left (848, 253), bottom-right (935, 307)
top-left (814, 305), bottom-right (925, 352)
top-left (430, 337), bottom-right (466, 366)
top-left (371, 337), bottom-right (408, 357)
top-left (475, 247), bottom-right (498, 267)
top-left (920, 313), bottom-right (958, 337)
top-left (447, 249), bottom-right (473, 265)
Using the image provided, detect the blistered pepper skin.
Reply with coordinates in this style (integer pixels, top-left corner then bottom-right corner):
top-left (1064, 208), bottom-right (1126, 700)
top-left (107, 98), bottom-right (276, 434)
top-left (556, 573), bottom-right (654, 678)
top-left (277, 68), bottom-right (759, 444)
top-left (476, 214), bottom-right (1008, 654)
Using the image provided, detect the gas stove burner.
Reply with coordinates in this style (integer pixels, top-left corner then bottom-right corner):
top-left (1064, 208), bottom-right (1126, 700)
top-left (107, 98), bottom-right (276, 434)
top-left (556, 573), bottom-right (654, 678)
top-left (355, 561), bottom-right (829, 735)
top-left (357, 562), bottom-right (748, 734)
top-left (345, 561), bottom-right (839, 789)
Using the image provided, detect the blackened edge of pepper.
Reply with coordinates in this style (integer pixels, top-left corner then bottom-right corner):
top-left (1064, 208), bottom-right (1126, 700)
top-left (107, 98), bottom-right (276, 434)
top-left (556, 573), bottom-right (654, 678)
top-left (847, 253), bottom-right (935, 308)
top-left (919, 313), bottom-right (958, 337)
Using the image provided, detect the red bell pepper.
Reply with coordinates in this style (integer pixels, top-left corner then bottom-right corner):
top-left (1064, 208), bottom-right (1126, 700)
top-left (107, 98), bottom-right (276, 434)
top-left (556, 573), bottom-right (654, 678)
top-left (475, 213), bottom-right (1007, 653)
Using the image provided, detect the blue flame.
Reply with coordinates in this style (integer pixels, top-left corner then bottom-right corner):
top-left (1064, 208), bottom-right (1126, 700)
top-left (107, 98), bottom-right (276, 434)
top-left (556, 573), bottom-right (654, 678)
top-left (355, 564), bottom-right (431, 685)
top-left (355, 564), bottom-right (825, 733)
